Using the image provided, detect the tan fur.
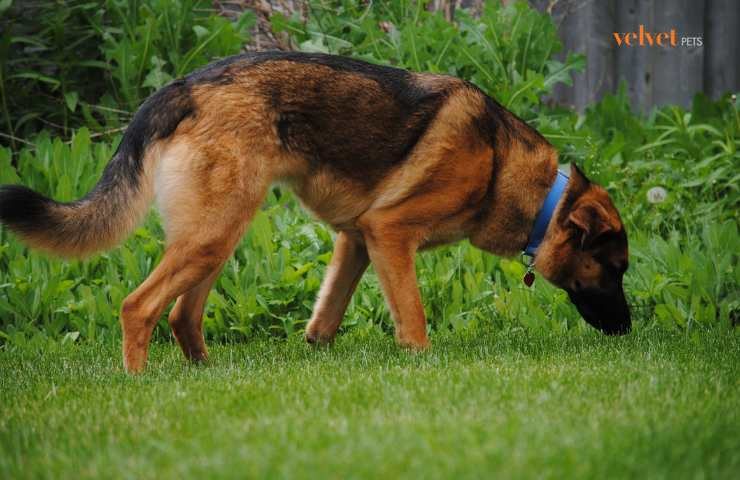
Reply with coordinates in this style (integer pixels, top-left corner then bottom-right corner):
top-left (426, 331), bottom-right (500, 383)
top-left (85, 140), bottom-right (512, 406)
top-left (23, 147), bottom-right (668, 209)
top-left (304, 231), bottom-right (369, 343)
top-left (168, 267), bottom-right (222, 361)
top-left (352, 151), bottom-right (494, 347)
top-left (470, 140), bottom-right (559, 256)
top-left (370, 87), bottom-right (489, 211)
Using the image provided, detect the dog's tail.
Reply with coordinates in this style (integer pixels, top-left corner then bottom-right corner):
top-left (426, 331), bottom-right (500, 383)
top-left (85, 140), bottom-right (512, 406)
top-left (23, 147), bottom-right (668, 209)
top-left (0, 158), bottom-right (153, 258)
top-left (0, 80), bottom-right (194, 258)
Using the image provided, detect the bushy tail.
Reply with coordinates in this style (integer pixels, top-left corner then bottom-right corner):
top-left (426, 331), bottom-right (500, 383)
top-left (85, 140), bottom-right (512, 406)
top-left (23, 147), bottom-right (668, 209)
top-left (0, 152), bottom-right (155, 258)
top-left (0, 78), bottom-right (194, 258)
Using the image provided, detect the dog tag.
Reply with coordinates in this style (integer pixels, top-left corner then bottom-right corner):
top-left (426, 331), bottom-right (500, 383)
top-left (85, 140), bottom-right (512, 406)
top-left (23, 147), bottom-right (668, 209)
top-left (523, 271), bottom-right (535, 287)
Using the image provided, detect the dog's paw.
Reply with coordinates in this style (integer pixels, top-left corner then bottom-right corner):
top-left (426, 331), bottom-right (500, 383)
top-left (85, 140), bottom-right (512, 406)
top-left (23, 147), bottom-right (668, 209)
top-left (304, 330), bottom-right (334, 347)
top-left (396, 336), bottom-right (430, 352)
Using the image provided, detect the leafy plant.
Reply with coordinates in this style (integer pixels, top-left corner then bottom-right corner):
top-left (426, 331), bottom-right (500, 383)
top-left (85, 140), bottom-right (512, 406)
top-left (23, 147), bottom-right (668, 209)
top-left (0, 0), bottom-right (253, 145)
top-left (629, 222), bottom-right (738, 332)
top-left (580, 87), bottom-right (739, 233)
top-left (271, 0), bottom-right (585, 117)
top-left (98, 0), bottom-right (254, 111)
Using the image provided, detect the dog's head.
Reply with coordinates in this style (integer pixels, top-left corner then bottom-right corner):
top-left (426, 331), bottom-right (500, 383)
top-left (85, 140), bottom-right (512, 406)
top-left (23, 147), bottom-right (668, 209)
top-left (535, 165), bottom-right (630, 335)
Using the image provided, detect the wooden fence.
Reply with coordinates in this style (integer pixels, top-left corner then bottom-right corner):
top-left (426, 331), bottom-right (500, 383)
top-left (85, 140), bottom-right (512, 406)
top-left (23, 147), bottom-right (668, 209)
top-left (527, 0), bottom-right (738, 110)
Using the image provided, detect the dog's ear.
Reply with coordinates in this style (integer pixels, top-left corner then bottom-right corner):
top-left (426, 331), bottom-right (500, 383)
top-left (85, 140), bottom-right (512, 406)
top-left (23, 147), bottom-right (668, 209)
top-left (569, 163), bottom-right (591, 193)
top-left (567, 200), bottom-right (617, 249)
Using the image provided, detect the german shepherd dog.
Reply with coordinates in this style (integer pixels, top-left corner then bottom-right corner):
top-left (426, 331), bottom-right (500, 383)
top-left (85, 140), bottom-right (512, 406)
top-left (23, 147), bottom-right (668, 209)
top-left (0, 52), bottom-right (630, 372)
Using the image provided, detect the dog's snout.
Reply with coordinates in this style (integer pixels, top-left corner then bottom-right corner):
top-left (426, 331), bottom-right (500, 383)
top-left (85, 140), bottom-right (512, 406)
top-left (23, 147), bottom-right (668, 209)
top-left (567, 288), bottom-right (631, 335)
top-left (603, 321), bottom-right (631, 336)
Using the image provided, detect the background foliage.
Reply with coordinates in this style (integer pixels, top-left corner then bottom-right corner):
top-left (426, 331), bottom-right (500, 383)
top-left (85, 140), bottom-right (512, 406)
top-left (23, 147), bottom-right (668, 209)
top-left (0, 0), bottom-right (737, 346)
top-left (0, 0), bottom-right (254, 144)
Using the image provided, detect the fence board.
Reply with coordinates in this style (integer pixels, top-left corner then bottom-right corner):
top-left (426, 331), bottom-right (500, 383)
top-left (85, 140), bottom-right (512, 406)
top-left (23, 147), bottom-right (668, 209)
top-left (704, 0), bottom-right (740, 99)
top-left (616, 0), bottom-right (655, 110)
top-left (652, 0), bottom-right (705, 107)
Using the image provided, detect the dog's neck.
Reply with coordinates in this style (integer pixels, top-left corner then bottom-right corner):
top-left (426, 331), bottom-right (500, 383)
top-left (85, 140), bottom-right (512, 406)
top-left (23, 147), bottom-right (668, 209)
top-left (523, 170), bottom-right (569, 257)
top-left (468, 138), bottom-right (559, 257)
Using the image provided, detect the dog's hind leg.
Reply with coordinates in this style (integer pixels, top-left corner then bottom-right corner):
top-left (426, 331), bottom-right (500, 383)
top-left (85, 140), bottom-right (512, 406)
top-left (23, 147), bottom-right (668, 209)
top-left (120, 240), bottom-right (235, 373)
top-left (167, 266), bottom-right (223, 362)
top-left (119, 142), bottom-right (270, 373)
top-left (305, 231), bottom-right (369, 345)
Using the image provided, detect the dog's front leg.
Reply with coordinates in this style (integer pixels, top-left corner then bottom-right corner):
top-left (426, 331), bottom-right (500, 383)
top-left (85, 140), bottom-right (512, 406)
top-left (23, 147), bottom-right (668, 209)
top-left (359, 221), bottom-right (429, 349)
top-left (305, 231), bottom-right (369, 345)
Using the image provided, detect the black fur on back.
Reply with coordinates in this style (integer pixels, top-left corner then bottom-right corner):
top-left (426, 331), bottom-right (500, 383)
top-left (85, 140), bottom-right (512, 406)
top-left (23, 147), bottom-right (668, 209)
top-left (258, 53), bottom-right (453, 182)
top-left (472, 87), bottom-right (549, 152)
top-left (190, 51), bottom-right (454, 183)
top-left (190, 52), bottom-right (548, 140)
top-left (185, 51), bottom-right (549, 182)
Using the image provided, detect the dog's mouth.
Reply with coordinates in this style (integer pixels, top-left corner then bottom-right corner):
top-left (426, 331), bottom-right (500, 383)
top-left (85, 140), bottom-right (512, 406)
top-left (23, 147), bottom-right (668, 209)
top-left (567, 288), bottom-right (631, 335)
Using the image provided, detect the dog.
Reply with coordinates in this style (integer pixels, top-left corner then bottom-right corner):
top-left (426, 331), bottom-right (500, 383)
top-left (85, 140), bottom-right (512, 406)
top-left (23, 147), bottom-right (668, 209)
top-left (0, 52), bottom-right (630, 373)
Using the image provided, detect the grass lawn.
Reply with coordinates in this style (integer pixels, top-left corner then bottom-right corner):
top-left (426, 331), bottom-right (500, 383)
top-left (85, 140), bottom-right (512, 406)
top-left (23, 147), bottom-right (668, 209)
top-left (1, 328), bottom-right (738, 479)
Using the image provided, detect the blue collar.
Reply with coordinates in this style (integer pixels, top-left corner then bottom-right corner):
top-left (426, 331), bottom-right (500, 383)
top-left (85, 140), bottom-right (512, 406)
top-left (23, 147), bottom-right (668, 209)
top-left (524, 170), bottom-right (569, 257)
